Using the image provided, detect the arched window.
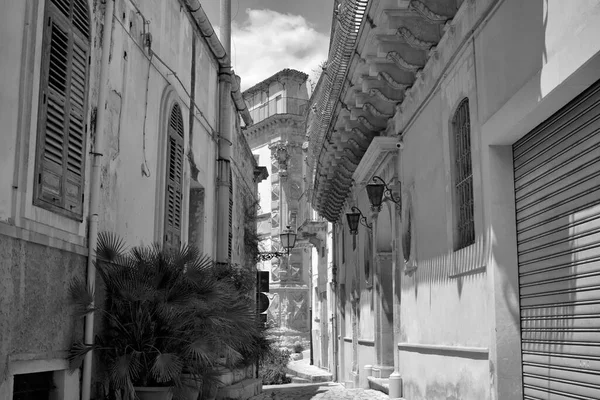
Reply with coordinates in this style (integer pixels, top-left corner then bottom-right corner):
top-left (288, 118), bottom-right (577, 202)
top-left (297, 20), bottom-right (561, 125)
top-left (452, 98), bottom-right (475, 250)
top-left (34, 0), bottom-right (91, 219)
top-left (164, 103), bottom-right (185, 250)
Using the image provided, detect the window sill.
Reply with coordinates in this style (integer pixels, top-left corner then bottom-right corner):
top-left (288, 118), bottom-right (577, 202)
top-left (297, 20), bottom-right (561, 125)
top-left (448, 265), bottom-right (486, 279)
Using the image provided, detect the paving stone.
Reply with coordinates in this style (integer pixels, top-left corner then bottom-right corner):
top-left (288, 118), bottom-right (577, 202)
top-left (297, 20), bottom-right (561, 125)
top-left (248, 382), bottom-right (389, 400)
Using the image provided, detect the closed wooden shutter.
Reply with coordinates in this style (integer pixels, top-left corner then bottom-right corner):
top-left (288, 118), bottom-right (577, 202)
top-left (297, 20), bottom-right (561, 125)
top-left (35, 0), bottom-right (90, 219)
top-left (164, 104), bottom-right (184, 251)
top-left (514, 79), bottom-right (600, 400)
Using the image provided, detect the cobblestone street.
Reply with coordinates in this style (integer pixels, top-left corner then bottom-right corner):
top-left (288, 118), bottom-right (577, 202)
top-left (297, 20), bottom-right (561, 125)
top-left (249, 383), bottom-right (389, 400)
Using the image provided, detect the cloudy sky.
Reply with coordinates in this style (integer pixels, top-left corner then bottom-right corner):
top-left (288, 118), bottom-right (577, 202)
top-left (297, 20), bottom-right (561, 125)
top-left (202, 0), bottom-right (334, 90)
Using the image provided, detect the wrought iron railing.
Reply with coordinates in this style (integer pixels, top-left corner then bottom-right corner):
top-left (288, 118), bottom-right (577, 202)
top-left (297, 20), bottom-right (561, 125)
top-left (248, 97), bottom-right (309, 124)
top-left (298, 189), bottom-right (326, 229)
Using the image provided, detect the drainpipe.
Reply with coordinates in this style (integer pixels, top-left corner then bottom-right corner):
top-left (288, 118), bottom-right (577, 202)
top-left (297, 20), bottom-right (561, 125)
top-left (82, 1), bottom-right (114, 399)
top-left (215, 0), bottom-right (233, 264)
top-left (331, 223), bottom-right (338, 381)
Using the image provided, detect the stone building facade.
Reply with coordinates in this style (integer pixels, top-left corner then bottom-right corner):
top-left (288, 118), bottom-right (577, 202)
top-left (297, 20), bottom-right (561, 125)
top-left (308, 0), bottom-right (600, 399)
top-left (243, 69), bottom-right (320, 351)
top-left (0, 0), bottom-right (260, 398)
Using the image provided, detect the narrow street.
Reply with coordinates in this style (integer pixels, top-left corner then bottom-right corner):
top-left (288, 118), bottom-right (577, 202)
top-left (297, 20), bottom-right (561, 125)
top-left (249, 383), bottom-right (389, 400)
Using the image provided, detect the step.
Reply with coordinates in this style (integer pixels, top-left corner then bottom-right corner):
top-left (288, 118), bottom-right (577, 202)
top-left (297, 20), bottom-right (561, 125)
top-left (216, 378), bottom-right (262, 400)
top-left (290, 376), bottom-right (311, 384)
top-left (286, 360), bottom-right (333, 383)
top-left (367, 376), bottom-right (389, 395)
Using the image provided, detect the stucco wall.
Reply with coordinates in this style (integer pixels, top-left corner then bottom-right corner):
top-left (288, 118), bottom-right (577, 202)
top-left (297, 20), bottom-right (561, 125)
top-left (393, 1), bottom-right (600, 399)
top-left (0, 0), bottom-right (248, 397)
top-left (0, 237), bottom-right (85, 381)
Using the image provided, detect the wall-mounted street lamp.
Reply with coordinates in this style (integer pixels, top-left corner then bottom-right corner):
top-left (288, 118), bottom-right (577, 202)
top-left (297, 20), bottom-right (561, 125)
top-left (255, 225), bottom-right (297, 261)
top-left (366, 176), bottom-right (401, 212)
top-left (345, 206), bottom-right (372, 236)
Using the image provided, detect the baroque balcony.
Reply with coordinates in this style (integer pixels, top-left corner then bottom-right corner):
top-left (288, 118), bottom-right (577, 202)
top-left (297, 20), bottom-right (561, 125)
top-left (248, 96), bottom-right (309, 125)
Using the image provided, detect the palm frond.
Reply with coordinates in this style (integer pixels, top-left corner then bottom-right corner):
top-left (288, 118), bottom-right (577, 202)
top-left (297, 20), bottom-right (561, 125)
top-left (68, 276), bottom-right (95, 318)
top-left (68, 340), bottom-right (100, 370)
top-left (97, 231), bottom-right (127, 262)
top-left (151, 353), bottom-right (184, 383)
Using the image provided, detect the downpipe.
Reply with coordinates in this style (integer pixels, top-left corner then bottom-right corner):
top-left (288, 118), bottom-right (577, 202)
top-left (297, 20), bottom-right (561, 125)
top-left (82, 0), bottom-right (114, 399)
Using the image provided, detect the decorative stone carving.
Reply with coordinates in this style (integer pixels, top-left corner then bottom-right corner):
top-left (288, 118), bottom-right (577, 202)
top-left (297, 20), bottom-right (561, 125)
top-left (409, 0), bottom-right (451, 23)
top-left (290, 292), bottom-right (308, 330)
top-left (369, 88), bottom-right (403, 104)
top-left (270, 141), bottom-right (290, 177)
top-left (357, 116), bottom-right (379, 131)
top-left (267, 293), bottom-right (280, 326)
top-left (363, 102), bottom-right (393, 119)
top-left (396, 27), bottom-right (436, 50)
top-left (351, 127), bottom-right (370, 141)
top-left (347, 138), bottom-right (362, 149)
top-left (378, 71), bottom-right (410, 91)
top-left (386, 51), bottom-right (421, 73)
top-left (344, 147), bottom-right (361, 160)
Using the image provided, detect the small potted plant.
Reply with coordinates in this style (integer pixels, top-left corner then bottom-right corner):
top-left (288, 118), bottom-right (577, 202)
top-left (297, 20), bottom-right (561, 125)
top-left (68, 233), bottom-right (263, 400)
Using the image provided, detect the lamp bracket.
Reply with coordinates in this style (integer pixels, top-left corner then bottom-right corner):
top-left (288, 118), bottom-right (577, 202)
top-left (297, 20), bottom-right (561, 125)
top-left (351, 206), bottom-right (373, 230)
top-left (372, 176), bottom-right (401, 206)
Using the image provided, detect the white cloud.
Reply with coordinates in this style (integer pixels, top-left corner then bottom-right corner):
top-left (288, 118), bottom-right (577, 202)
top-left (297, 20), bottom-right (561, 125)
top-left (224, 9), bottom-right (329, 91)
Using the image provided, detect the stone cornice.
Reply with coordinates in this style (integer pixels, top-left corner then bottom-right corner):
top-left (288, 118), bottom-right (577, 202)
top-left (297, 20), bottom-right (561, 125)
top-left (353, 137), bottom-right (401, 185)
top-left (244, 113), bottom-right (305, 136)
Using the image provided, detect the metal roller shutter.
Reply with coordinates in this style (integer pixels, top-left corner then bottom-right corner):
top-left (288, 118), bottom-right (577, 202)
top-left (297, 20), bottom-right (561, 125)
top-left (514, 79), bottom-right (600, 400)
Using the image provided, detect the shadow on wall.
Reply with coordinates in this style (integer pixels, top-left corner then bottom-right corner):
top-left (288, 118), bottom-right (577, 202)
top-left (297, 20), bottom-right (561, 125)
top-left (399, 0), bottom-right (549, 307)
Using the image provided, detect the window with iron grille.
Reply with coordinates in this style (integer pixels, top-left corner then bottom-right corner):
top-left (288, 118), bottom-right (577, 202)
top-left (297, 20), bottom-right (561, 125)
top-left (13, 371), bottom-right (55, 400)
top-left (452, 98), bottom-right (475, 250)
top-left (164, 103), bottom-right (184, 251)
top-left (34, 0), bottom-right (91, 220)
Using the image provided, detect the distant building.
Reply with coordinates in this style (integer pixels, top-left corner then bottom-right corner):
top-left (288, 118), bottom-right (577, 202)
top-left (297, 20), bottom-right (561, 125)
top-left (243, 69), bottom-right (329, 353)
top-left (0, 0), bottom-right (262, 398)
top-left (308, 0), bottom-right (600, 399)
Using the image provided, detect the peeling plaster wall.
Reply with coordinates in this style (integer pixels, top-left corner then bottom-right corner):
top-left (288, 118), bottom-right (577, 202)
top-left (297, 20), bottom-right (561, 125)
top-left (0, 0), bottom-right (241, 396)
top-left (231, 123), bottom-right (260, 268)
top-left (0, 237), bottom-right (85, 397)
top-left (99, 0), bottom-right (219, 248)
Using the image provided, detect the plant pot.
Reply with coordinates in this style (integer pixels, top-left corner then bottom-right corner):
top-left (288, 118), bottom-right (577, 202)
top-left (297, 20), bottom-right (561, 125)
top-left (180, 374), bottom-right (201, 400)
top-left (133, 387), bottom-right (173, 400)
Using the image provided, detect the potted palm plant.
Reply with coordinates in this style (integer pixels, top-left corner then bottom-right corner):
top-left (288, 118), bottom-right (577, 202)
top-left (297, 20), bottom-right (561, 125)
top-left (68, 233), bottom-right (263, 400)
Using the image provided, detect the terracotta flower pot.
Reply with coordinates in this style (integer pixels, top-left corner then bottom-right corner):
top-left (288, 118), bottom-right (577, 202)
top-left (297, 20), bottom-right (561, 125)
top-left (133, 387), bottom-right (173, 400)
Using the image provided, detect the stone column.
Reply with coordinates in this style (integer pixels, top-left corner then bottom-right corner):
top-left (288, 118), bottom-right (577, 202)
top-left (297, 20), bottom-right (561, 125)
top-left (374, 252), bottom-right (395, 378)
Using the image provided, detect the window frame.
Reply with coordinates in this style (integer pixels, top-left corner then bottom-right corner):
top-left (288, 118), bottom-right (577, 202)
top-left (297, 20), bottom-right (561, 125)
top-left (451, 97), bottom-right (475, 251)
top-left (32, 0), bottom-right (91, 221)
top-left (163, 103), bottom-right (185, 251)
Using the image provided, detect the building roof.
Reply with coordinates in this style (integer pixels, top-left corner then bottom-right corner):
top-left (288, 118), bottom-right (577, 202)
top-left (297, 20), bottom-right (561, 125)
top-left (243, 69), bottom-right (309, 97)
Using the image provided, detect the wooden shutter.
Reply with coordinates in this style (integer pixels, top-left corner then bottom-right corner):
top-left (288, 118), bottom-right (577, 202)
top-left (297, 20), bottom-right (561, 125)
top-left (34, 0), bottom-right (90, 219)
top-left (164, 104), bottom-right (185, 251)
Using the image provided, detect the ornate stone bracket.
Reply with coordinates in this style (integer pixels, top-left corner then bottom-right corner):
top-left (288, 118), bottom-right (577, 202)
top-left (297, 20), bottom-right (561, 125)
top-left (409, 0), bottom-right (452, 23)
top-left (357, 116), bottom-right (379, 131)
top-left (397, 27), bottom-right (436, 50)
top-left (378, 71), bottom-right (411, 91)
top-left (369, 88), bottom-right (403, 104)
top-left (363, 102), bottom-right (393, 119)
top-left (386, 51), bottom-right (422, 73)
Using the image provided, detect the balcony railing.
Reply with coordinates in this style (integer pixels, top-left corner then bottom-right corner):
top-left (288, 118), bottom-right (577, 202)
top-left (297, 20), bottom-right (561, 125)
top-left (248, 97), bottom-right (309, 124)
top-left (297, 189), bottom-right (326, 229)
